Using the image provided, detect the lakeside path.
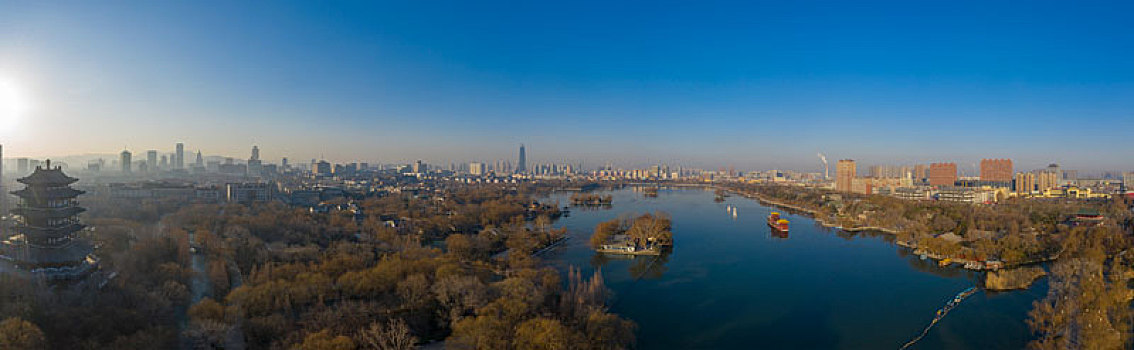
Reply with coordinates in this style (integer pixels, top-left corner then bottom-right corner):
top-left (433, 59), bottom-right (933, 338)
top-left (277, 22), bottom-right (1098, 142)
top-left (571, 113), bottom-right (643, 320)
top-left (719, 186), bottom-right (1063, 271)
top-left (720, 187), bottom-right (993, 269)
top-left (728, 188), bottom-right (898, 234)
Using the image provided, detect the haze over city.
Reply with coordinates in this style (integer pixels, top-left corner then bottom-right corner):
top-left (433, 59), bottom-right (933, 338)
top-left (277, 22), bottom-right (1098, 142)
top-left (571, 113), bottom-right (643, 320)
top-left (4, 2), bottom-right (1134, 350)
top-left (1, 1), bottom-right (1132, 172)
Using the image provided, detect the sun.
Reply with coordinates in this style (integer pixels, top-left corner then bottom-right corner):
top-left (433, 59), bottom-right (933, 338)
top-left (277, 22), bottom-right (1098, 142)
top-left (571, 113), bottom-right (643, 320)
top-left (0, 78), bottom-right (29, 131)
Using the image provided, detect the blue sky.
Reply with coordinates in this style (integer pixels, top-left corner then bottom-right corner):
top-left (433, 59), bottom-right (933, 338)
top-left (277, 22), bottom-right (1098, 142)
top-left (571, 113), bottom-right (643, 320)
top-left (0, 1), bottom-right (1131, 172)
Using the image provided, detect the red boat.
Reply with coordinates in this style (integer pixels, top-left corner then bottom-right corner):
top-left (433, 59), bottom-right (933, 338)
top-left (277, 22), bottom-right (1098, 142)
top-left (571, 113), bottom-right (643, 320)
top-left (767, 212), bottom-right (789, 233)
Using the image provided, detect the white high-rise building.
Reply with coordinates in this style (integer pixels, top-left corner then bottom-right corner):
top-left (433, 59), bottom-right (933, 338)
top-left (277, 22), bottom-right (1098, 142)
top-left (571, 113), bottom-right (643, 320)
top-left (469, 162), bottom-right (486, 176)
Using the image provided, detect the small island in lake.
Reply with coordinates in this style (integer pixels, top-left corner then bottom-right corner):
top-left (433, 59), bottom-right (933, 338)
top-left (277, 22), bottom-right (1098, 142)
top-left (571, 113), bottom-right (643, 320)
top-left (714, 189), bottom-right (729, 202)
top-left (570, 193), bottom-right (613, 206)
top-left (590, 212), bottom-right (674, 255)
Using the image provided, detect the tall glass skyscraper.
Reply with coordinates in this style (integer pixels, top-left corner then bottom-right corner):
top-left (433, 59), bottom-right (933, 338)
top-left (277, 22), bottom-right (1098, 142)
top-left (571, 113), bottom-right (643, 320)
top-left (517, 144), bottom-right (526, 174)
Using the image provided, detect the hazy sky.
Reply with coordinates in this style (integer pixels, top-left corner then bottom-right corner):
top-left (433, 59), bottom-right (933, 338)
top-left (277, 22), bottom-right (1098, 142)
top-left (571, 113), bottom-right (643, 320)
top-left (0, 1), bottom-right (1132, 172)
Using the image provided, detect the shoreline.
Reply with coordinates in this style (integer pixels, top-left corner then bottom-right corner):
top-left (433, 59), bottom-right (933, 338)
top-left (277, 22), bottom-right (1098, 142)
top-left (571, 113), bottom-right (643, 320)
top-left (723, 188), bottom-right (1040, 271)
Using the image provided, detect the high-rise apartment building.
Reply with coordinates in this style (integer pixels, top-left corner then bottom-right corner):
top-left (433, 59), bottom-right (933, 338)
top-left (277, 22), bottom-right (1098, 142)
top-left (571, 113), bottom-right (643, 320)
top-left (1124, 172), bottom-right (1134, 193)
top-left (175, 143), bottom-right (185, 169)
top-left (869, 165), bottom-right (883, 178)
top-left (120, 150), bottom-right (132, 173)
top-left (869, 165), bottom-right (906, 179)
top-left (1063, 170), bottom-right (1078, 181)
top-left (469, 162), bottom-right (486, 176)
top-left (914, 164), bottom-right (929, 182)
top-left (1015, 172), bottom-right (1035, 195)
top-left (979, 159), bottom-right (1013, 183)
top-left (836, 159), bottom-right (856, 192)
top-left (147, 150), bottom-right (158, 172)
top-left (1037, 171), bottom-right (1059, 192)
top-left (929, 163), bottom-right (957, 187)
top-left (315, 160), bottom-right (331, 176)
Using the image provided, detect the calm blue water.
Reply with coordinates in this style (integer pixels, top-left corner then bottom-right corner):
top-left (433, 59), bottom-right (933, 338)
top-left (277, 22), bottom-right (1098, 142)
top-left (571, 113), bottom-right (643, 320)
top-left (543, 187), bottom-right (1045, 349)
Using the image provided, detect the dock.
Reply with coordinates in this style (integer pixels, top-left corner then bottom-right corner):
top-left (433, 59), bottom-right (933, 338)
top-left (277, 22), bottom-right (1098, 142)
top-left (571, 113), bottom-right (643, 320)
top-left (595, 248), bottom-right (661, 256)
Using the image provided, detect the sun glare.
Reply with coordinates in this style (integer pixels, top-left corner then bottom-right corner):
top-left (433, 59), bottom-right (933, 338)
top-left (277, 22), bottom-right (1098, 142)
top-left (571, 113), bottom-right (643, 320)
top-left (0, 77), bottom-right (28, 131)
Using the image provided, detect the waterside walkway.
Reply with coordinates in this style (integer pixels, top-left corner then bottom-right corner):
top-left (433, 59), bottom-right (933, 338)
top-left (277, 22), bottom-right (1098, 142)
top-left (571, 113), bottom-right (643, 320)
top-left (899, 286), bottom-right (979, 350)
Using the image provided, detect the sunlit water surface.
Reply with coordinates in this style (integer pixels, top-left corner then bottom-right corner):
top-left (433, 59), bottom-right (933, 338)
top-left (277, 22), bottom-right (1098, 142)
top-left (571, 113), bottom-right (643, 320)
top-left (541, 187), bottom-right (1045, 349)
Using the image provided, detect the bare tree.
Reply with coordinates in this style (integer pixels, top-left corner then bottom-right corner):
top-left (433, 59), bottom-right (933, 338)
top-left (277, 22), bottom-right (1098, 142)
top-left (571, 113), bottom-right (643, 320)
top-left (358, 319), bottom-right (417, 350)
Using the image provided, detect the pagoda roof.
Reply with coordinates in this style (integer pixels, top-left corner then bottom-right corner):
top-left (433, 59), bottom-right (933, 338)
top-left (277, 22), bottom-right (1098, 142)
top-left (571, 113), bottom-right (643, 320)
top-left (0, 239), bottom-right (93, 266)
top-left (10, 187), bottom-right (85, 199)
top-left (14, 223), bottom-right (86, 236)
top-left (11, 206), bottom-right (85, 218)
top-left (1075, 208), bottom-right (1102, 217)
top-left (17, 166), bottom-right (79, 186)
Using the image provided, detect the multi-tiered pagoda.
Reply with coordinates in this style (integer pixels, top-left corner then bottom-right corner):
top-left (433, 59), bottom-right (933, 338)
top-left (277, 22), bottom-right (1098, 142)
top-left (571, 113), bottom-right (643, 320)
top-left (0, 160), bottom-right (97, 280)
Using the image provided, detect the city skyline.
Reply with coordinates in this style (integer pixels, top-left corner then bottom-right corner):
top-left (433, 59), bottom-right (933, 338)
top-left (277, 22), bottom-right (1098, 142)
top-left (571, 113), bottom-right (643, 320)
top-left (1, 1), bottom-right (1133, 171)
top-left (1, 142), bottom-right (1129, 177)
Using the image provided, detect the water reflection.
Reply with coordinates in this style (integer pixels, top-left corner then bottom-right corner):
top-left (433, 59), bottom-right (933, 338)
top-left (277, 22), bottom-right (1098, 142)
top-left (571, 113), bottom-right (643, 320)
top-left (544, 188), bottom-right (1038, 349)
top-left (629, 252), bottom-right (670, 280)
top-left (590, 251), bottom-right (672, 280)
top-left (905, 253), bottom-right (975, 279)
top-left (569, 204), bottom-right (613, 211)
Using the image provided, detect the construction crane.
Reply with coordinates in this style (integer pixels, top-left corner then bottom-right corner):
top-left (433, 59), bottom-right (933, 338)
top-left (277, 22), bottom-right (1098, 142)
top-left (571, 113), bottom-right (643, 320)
top-left (817, 153), bottom-right (829, 180)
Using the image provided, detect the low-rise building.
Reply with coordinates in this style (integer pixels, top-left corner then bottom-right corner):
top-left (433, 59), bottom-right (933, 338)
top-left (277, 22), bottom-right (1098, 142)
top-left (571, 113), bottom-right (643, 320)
top-left (226, 182), bottom-right (274, 204)
top-left (936, 187), bottom-right (997, 204)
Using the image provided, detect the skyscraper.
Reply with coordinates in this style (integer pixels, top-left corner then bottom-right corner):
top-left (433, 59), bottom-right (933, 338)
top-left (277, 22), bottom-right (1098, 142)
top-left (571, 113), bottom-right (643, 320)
top-left (929, 163), bottom-right (957, 187)
top-left (175, 142), bottom-right (185, 169)
top-left (195, 150), bottom-right (203, 167)
top-left (979, 159), bottom-right (1013, 183)
top-left (517, 144), bottom-right (526, 174)
top-left (147, 150), bottom-right (158, 172)
top-left (836, 159), bottom-right (856, 192)
top-left (120, 150), bottom-right (132, 173)
top-left (247, 146), bottom-right (262, 177)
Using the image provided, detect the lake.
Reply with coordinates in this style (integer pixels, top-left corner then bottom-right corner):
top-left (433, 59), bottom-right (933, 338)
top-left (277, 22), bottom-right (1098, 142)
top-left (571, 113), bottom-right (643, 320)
top-left (542, 186), bottom-right (1046, 349)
